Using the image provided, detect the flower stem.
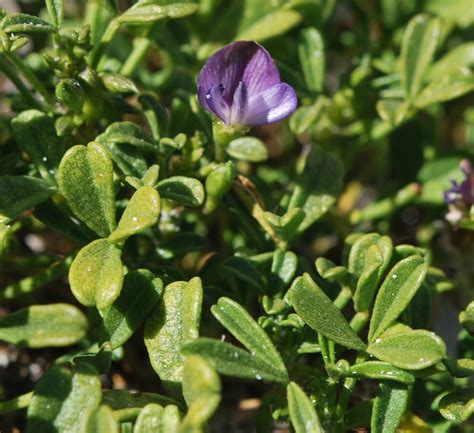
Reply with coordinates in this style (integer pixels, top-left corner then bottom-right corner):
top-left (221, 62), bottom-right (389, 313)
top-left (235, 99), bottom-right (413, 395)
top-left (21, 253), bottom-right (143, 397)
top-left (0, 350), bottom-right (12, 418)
top-left (333, 286), bottom-right (352, 310)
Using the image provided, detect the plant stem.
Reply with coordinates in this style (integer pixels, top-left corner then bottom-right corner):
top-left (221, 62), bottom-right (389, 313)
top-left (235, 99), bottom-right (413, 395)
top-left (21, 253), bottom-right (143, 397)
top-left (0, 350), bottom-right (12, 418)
top-left (0, 56), bottom-right (41, 110)
top-left (120, 35), bottom-right (152, 76)
top-left (89, 18), bottom-right (120, 69)
top-left (0, 391), bottom-right (33, 415)
top-left (5, 51), bottom-right (54, 108)
top-left (333, 286), bottom-right (352, 310)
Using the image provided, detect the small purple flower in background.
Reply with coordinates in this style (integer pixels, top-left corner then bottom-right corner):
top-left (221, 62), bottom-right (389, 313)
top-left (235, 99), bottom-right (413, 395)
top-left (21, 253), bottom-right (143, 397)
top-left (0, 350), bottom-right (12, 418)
top-left (198, 41), bottom-right (297, 127)
top-left (444, 159), bottom-right (474, 224)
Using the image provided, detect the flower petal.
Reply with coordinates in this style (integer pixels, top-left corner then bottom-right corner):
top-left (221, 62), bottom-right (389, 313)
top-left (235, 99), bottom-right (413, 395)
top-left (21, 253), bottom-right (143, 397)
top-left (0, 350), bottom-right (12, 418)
top-left (197, 41), bottom-right (280, 111)
top-left (205, 84), bottom-right (229, 123)
top-left (244, 83), bottom-right (297, 126)
top-left (229, 81), bottom-right (249, 125)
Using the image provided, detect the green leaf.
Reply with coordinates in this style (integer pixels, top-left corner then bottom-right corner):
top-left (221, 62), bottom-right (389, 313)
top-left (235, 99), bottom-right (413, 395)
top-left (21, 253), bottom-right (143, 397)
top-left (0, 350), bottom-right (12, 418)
top-left (56, 79), bottom-right (84, 112)
top-left (100, 270), bottom-right (162, 349)
top-left (26, 364), bottom-right (101, 433)
top-left (226, 137), bottom-right (268, 162)
top-left (0, 303), bottom-right (87, 348)
top-left (158, 176), bottom-right (205, 207)
top-left (69, 239), bottom-right (123, 309)
top-left (12, 110), bottom-right (64, 184)
top-left (288, 147), bottom-right (343, 235)
top-left (211, 297), bottom-right (288, 379)
top-left (289, 99), bottom-right (325, 135)
top-left (350, 234), bottom-right (393, 312)
top-left (109, 186), bottom-right (160, 242)
top-left (443, 358), bottom-right (474, 378)
top-left (133, 404), bottom-right (163, 433)
top-left (0, 176), bottom-right (55, 221)
top-left (80, 405), bottom-right (119, 433)
top-left (415, 67), bottom-right (474, 108)
top-left (181, 338), bottom-right (288, 384)
top-left (367, 329), bottom-right (446, 370)
top-left (298, 27), bottom-right (325, 93)
top-left (118, 2), bottom-right (198, 24)
top-left (223, 255), bottom-right (266, 292)
top-left (376, 99), bottom-right (407, 125)
top-left (368, 255), bottom-right (428, 341)
top-left (429, 42), bottom-right (474, 82)
top-left (371, 382), bottom-right (409, 433)
top-left (237, 8), bottom-right (301, 41)
top-left (287, 382), bottom-right (323, 433)
top-left (417, 156), bottom-right (465, 205)
top-left (400, 14), bottom-right (441, 100)
top-left (58, 142), bottom-right (116, 237)
top-left (180, 355), bottom-right (221, 432)
top-left (144, 277), bottom-right (203, 396)
top-left (439, 388), bottom-right (474, 423)
top-left (2, 13), bottom-right (54, 33)
top-left (271, 249), bottom-right (298, 291)
top-left (74, 342), bottom-right (113, 375)
top-left (139, 94), bottom-right (169, 141)
top-left (45, 0), bottom-right (64, 28)
top-left (102, 390), bottom-right (181, 411)
top-left (291, 274), bottom-right (365, 350)
top-left (460, 301), bottom-right (474, 333)
top-left (346, 361), bottom-right (415, 385)
top-left (100, 73), bottom-right (138, 94)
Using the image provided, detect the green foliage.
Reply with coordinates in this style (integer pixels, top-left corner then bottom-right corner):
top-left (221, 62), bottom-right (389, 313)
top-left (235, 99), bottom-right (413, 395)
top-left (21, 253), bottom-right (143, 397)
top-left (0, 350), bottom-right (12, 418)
top-left (0, 0), bottom-right (473, 432)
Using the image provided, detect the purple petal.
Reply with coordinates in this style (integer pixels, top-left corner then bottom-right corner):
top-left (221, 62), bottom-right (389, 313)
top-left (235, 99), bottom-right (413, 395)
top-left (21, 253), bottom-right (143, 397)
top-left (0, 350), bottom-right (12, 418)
top-left (243, 83), bottom-right (297, 126)
top-left (229, 81), bottom-right (248, 125)
top-left (206, 84), bottom-right (229, 123)
top-left (197, 41), bottom-right (280, 112)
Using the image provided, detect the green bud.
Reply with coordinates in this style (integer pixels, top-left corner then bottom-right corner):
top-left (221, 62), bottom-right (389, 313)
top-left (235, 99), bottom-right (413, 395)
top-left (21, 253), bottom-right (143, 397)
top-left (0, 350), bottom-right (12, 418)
top-left (55, 79), bottom-right (84, 112)
top-left (205, 161), bottom-right (236, 212)
top-left (100, 72), bottom-right (138, 94)
top-left (55, 115), bottom-right (74, 137)
top-left (10, 36), bottom-right (28, 52)
top-left (0, 31), bottom-right (10, 52)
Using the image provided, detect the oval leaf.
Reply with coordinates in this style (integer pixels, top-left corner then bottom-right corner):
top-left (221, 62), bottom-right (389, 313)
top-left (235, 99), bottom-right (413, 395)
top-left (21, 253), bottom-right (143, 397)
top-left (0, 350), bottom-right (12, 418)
top-left (347, 361), bottom-right (414, 385)
top-left (118, 3), bottom-right (198, 24)
top-left (439, 388), bottom-right (474, 424)
top-left (109, 186), bottom-right (160, 242)
top-left (80, 405), bottom-right (119, 433)
top-left (181, 338), bottom-right (288, 384)
top-left (144, 277), bottom-right (203, 397)
top-left (26, 364), bottom-right (101, 433)
top-left (368, 255), bottom-right (428, 342)
top-left (133, 404), bottom-right (163, 433)
top-left (158, 176), bottom-right (204, 207)
top-left (367, 329), bottom-right (446, 370)
top-left (226, 137), bottom-right (268, 162)
top-left (211, 297), bottom-right (288, 379)
top-left (69, 239), bottom-right (123, 309)
top-left (291, 274), bottom-right (365, 350)
top-left (58, 142), bottom-right (116, 237)
top-left (0, 303), bottom-right (87, 348)
top-left (2, 13), bottom-right (54, 33)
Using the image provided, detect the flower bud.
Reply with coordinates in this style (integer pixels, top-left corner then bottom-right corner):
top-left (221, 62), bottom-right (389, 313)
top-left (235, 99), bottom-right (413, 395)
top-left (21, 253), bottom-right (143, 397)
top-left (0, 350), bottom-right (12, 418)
top-left (205, 161), bottom-right (236, 212)
top-left (55, 79), bottom-right (84, 112)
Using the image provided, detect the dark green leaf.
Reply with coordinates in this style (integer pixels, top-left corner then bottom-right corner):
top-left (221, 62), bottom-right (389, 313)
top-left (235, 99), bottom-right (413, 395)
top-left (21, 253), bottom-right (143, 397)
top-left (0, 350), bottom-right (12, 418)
top-left (298, 27), bottom-right (324, 93)
top-left (439, 388), bottom-right (474, 423)
top-left (100, 270), bottom-right (163, 349)
top-left (287, 381), bottom-right (323, 433)
top-left (45, 0), bottom-right (64, 28)
top-left (26, 364), bottom-right (101, 433)
top-left (291, 274), bottom-right (365, 350)
top-left (226, 137), bottom-right (268, 162)
top-left (368, 255), bottom-right (428, 342)
top-left (158, 176), bottom-right (205, 207)
top-left (371, 382), bottom-right (409, 433)
top-left (0, 176), bottom-right (54, 221)
top-left (2, 13), bottom-right (54, 33)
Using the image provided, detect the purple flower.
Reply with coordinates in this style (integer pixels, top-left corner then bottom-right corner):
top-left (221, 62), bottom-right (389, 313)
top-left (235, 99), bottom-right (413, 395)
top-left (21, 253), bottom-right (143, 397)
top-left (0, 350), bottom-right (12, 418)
top-left (198, 41), bottom-right (297, 127)
top-left (444, 160), bottom-right (474, 206)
